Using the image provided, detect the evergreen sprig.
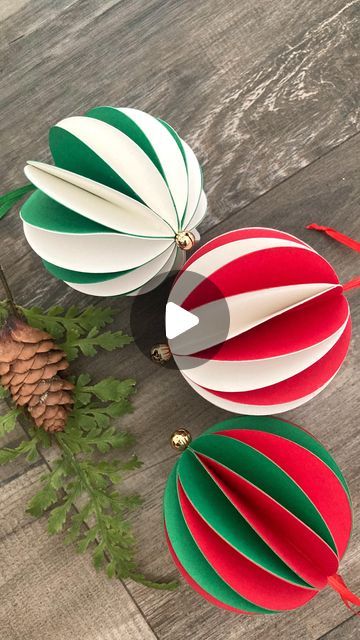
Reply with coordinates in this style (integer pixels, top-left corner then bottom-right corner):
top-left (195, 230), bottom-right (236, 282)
top-left (0, 437), bottom-right (39, 464)
top-left (0, 406), bottom-right (21, 437)
top-left (20, 304), bottom-right (114, 340)
top-left (0, 302), bottom-right (177, 591)
top-left (61, 327), bottom-right (133, 361)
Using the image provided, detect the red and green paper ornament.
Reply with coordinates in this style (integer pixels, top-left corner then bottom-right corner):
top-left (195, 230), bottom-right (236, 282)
top-left (164, 416), bottom-right (359, 614)
top-left (20, 106), bottom-right (206, 296)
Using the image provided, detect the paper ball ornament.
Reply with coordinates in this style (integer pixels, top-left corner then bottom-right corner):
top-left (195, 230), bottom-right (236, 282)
top-left (167, 227), bottom-right (351, 414)
top-left (20, 106), bottom-right (207, 296)
top-left (164, 416), bottom-right (355, 614)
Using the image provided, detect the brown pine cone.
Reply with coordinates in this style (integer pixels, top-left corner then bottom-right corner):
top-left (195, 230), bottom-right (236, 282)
top-left (0, 316), bottom-right (74, 432)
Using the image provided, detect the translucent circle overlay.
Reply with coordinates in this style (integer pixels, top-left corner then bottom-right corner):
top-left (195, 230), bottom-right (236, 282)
top-left (130, 269), bottom-right (230, 371)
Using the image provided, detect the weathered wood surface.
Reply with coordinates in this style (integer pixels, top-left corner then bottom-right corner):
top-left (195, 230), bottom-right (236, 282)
top-left (0, 0), bottom-right (359, 638)
top-left (0, 467), bottom-right (158, 640)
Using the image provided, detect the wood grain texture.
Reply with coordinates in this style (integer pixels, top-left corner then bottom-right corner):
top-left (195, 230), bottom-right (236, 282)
top-left (320, 616), bottom-right (360, 640)
top-left (0, 465), bottom-right (158, 640)
top-left (1, 0), bottom-right (359, 217)
top-left (1, 0), bottom-right (360, 638)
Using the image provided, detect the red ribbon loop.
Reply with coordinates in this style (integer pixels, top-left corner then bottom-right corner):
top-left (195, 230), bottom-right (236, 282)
top-left (306, 224), bottom-right (360, 253)
top-left (343, 276), bottom-right (360, 291)
top-left (328, 574), bottom-right (360, 616)
top-left (306, 224), bottom-right (360, 291)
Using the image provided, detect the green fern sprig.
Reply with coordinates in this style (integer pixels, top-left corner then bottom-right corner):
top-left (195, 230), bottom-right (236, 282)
top-left (0, 301), bottom-right (177, 591)
top-left (61, 327), bottom-right (133, 361)
top-left (19, 304), bottom-right (114, 340)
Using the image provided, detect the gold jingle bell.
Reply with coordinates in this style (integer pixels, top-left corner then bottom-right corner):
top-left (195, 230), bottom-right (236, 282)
top-left (170, 429), bottom-right (192, 452)
top-left (150, 343), bottom-right (172, 365)
top-left (175, 231), bottom-right (196, 251)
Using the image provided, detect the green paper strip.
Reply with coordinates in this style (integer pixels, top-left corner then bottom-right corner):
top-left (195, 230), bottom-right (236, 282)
top-left (49, 126), bottom-right (143, 204)
top-left (178, 449), bottom-right (312, 588)
top-left (164, 462), bottom-right (274, 613)
top-left (191, 433), bottom-right (337, 554)
top-left (42, 259), bottom-right (133, 284)
top-left (21, 189), bottom-right (116, 235)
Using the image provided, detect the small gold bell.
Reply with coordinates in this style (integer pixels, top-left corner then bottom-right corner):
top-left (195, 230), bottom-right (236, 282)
top-left (170, 429), bottom-right (192, 452)
top-left (150, 343), bottom-right (172, 365)
top-left (175, 231), bottom-right (196, 251)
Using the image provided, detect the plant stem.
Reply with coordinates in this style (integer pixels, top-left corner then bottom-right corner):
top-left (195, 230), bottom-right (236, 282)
top-left (0, 265), bottom-right (20, 318)
top-left (56, 436), bottom-right (105, 534)
top-left (57, 434), bottom-right (112, 560)
top-left (56, 434), bottom-right (174, 588)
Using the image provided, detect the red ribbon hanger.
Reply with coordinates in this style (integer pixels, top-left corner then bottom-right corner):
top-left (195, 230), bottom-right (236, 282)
top-left (328, 574), bottom-right (360, 616)
top-left (306, 223), bottom-right (360, 291)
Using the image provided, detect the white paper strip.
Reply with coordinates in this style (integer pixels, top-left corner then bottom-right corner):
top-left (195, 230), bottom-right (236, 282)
top-left (22, 221), bottom-right (173, 272)
top-left (120, 108), bottom-right (188, 225)
top-left (180, 139), bottom-right (202, 229)
top-left (126, 246), bottom-right (179, 296)
top-left (187, 190), bottom-right (207, 232)
top-left (25, 163), bottom-right (173, 237)
top-left (170, 237), bottom-right (316, 306)
top-left (66, 245), bottom-right (176, 296)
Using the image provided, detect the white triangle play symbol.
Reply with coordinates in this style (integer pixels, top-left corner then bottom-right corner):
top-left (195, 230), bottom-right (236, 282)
top-left (165, 302), bottom-right (199, 339)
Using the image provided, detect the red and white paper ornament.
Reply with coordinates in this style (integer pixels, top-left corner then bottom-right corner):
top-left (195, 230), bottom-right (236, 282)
top-left (167, 227), bottom-right (353, 414)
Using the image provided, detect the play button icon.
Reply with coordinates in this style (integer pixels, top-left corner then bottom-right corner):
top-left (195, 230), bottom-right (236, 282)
top-left (129, 268), bottom-right (230, 370)
top-left (165, 302), bottom-right (199, 339)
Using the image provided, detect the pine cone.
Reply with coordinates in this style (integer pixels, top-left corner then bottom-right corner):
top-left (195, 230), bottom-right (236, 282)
top-left (0, 316), bottom-right (74, 432)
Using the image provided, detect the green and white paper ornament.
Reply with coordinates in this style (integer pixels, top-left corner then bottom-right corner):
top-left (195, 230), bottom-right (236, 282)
top-left (21, 107), bottom-right (207, 296)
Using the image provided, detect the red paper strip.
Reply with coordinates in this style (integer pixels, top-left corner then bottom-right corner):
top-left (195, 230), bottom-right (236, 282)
top-left (182, 246), bottom-right (339, 312)
top-left (343, 276), bottom-right (360, 291)
top-left (328, 573), bottom-right (360, 616)
top-left (181, 227), bottom-right (309, 272)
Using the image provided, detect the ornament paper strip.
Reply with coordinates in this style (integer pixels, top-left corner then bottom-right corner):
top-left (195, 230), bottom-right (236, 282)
top-left (163, 416), bottom-right (352, 614)
top-left (21, 106), bottom-right (207, 296)
top-left (168, 228), bottom-right (351, 414)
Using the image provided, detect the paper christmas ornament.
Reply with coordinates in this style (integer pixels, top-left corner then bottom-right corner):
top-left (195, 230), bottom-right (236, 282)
top-left (20, 106), bottom-right (207, 296)
top-left (166, 227), bottom-right (352, 414)
top-left (164, 416), bottom-right (359, 614)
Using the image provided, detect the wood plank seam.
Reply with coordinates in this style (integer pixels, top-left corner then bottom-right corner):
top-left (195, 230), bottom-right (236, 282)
top-left (316, 613), bottom-right (357, 639)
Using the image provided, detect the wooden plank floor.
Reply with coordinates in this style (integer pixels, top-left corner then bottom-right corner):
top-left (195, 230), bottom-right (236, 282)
top-left (1, 1), bottom-right (359, 638)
